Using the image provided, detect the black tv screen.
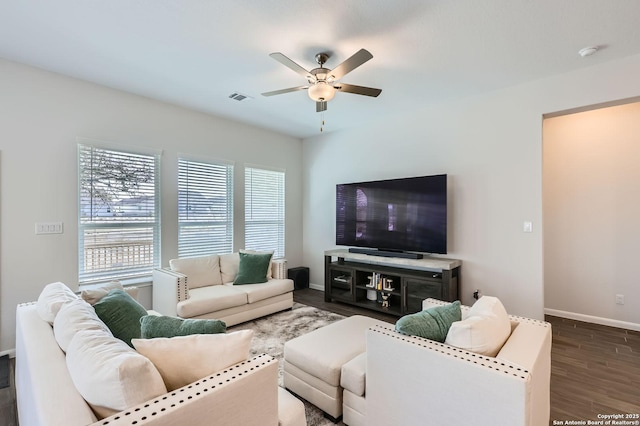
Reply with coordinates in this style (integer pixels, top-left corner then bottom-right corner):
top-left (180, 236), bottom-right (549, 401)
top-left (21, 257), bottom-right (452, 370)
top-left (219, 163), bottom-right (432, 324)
top-left (336, 174), bottom-right (447, 254)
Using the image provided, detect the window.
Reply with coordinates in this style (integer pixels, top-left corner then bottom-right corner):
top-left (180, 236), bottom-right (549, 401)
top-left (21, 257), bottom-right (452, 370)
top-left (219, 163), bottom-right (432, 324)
top-left (245, 166), bottom-right (285, 258)
top-left (178, 156), bottom-right (234, 258)
top-left (78, 143), bottom-right (160, 283)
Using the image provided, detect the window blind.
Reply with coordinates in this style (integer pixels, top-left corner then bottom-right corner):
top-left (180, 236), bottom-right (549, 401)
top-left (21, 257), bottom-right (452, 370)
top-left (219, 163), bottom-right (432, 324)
top-left (178, 157), bottom-right (234, 258)
top-left (78, 143), bottom-right (160, 283)
top-left (245, 166), bottom-right (285, 258)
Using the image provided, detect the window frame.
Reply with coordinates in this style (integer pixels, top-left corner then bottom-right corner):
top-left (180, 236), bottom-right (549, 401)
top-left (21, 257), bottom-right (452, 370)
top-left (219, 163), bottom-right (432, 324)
top-left (77, 141), bottom-right (162, 284)
top-left (177, 154), bottom-right (234, 258)
top-left (244, 164), bottom-right (286, 259)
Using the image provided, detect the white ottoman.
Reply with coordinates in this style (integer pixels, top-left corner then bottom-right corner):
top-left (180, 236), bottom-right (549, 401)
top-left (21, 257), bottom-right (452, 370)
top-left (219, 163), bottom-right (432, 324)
top-left (278, 387), bottom-right (307, 426)
top-left (283, 315), bottom-right (390, 421)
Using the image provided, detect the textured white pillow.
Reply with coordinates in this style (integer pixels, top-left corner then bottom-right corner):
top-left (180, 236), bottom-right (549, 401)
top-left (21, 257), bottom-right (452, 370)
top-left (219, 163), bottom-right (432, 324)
top-left (36, 282), bottom-right (78, 324)
top-left (66, 329), bottom-right (167, 419)
top-left (132, 329), bottom-right (254, 391)
top-left (170, 254), bottom-right (222, 289)
top-left (80, 281), bottom-right (141, 305)
top-left (240, 249), bottom-right (274, 279)
top-left (53, 298), bottom-right (112, 352)
top-left (219, 252), bottom-right (240, 283)
top-left (445, 296), bottom-right (511, 357)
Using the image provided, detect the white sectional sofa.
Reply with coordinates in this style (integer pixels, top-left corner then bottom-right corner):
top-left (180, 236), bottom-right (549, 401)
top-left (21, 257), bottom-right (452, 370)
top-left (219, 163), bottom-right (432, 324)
top-left (347, 298), bottom-right (552, 426)
top-left (15, 282), bottom-right (306, 426)
top-left (152, 252), bottom-right (294, 326)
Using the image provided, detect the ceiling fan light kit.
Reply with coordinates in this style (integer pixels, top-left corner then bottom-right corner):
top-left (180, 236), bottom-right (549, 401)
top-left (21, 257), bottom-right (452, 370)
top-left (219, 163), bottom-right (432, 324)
top-left (262, 48), bottom-right (382, 115)
top-left (308, 81), bottom-right (335, 102)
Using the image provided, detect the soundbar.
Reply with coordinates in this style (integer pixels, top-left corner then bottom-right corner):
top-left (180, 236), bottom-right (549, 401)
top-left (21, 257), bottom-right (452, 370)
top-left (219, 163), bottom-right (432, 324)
top-left (348, 247), bottom-right (423, 260)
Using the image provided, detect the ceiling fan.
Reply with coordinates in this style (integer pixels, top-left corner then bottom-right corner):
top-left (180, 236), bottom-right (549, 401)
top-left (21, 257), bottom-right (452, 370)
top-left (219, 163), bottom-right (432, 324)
top-left (262, 48), bottom-right (382, 112)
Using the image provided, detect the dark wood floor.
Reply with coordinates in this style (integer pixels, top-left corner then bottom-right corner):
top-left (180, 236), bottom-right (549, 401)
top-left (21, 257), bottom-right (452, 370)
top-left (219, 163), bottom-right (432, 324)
top-left (2, 289), bottom-right (638, 425)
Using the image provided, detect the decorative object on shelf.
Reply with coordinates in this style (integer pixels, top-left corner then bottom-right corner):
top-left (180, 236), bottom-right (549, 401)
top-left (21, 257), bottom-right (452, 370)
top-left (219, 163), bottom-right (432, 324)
top-left (366, 275), bottom-right (375, 288)
top-left (381, 292), bottom-right (391, 308)
top-left (383, 278), bottom-right (394, 292)
top-left (367, 290), bottom-right (377, 301)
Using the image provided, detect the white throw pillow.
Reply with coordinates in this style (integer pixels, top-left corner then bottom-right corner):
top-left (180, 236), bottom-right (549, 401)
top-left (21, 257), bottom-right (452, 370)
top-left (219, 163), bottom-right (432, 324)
top-left (53, 298), bottom-right (112, 352)
top-left (170, 254), bottom-right (222, 289)
top-left (36, 282), bottom-right (78, 324)
top-left (66, 329), bottom-right (167, 419)
top-left (219, 252), bottom-right (240, 283)
top-left (80, 280), bottom-right (140, 305)
top-left (240, 249), bottom-right (274, 278)
top-left (132, 329), bottom-right (254, 391)
top-left (445, 296), bottom-right (511, 357)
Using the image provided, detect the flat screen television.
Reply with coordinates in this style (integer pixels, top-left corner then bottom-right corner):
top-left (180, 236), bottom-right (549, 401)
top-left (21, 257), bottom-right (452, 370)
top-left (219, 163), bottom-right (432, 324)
top-left (335, 174), bottom-right (447, 256)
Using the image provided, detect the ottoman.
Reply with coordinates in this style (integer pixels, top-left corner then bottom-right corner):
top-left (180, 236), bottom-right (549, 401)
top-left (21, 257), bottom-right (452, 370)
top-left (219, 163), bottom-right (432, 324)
top-left (283, 315), bottom-right (390, 420)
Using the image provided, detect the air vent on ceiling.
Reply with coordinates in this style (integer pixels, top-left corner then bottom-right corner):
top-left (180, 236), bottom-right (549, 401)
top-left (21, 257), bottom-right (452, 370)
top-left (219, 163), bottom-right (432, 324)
top-left (228, 92), bottom-right (253, 102)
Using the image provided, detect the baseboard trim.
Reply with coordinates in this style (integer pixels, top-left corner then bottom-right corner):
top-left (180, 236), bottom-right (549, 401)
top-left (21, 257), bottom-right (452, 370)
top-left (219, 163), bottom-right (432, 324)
top-left (308, 283), bottom-right (324, 291)
top-left (0, 349), bottom-right (16, 358)
top-left (544, 308), bottom-right (640, 332)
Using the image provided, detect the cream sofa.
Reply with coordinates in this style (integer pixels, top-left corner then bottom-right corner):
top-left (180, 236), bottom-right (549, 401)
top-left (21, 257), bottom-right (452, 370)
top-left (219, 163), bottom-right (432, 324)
top-left (152, 253), bottom-right (294, 326)
top-left (342, 298), bottom-right (552, 426)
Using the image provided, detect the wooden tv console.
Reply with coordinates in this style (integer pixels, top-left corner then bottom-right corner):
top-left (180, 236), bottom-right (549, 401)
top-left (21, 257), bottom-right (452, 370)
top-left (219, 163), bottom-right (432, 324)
top-left (324, 249), bottom-right (461, 316)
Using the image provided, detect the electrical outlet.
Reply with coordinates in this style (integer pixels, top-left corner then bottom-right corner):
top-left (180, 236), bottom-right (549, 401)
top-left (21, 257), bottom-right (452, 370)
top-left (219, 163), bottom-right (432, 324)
top-left (615, 294), bottom-right (625, 305)
top-left (473, 289), bottom-right (482, 300)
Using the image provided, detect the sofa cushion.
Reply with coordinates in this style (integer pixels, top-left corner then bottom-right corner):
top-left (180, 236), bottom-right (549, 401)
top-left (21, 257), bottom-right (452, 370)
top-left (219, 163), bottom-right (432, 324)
top-left (94, 289), bottom-right (147, 347)
top-left (233, 251), bottom-right (272, 285)
top-left (220, 252), bottom-right (240, 283)
top-left (36, 281), bottom-right (78, 324)
top-left (170, 254), bottom-right (222, 289)
top-left (132, 329), bottom-right (254, 391)
top-left (445, 296), bottom-right (511, 357)
top-left (395, 301), bottom-right (461, 342)
top-left (66, 328), bottom-right (167, 419)
top-left (177, 285), bottom-right (247, 318)
top-left (341, 352), bottom-right (367, 397)
top-left (231, 279), bottom-right (294, 303)
top-left (53, 298), bottom-right (112, 352)
top-left (140, 315), bottom-right (226, 338)
top-left (80, 280), bottom-right (140, 305)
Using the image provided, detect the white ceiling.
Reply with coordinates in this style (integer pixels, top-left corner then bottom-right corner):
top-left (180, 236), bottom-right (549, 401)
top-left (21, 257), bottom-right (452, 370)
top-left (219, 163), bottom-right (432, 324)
top-left (2, 1), bottom-right (640, 139)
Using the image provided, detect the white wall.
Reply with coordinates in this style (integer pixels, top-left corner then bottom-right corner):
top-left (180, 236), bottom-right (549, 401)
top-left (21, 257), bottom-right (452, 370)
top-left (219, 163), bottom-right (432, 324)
top-left (0, 58), bottom-right (303, 353)
top-left (302, 53), bottom-right (640, 320)
top-left (544, 102), bottom-right (640, 328)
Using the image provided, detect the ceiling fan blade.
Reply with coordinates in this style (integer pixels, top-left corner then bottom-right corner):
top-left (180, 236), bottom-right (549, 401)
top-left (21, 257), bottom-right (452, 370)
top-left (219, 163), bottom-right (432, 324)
top-left (316, 101), bottom-right (327, 112)
top-left (269, 52), bottom-right (314, 80)
top-left (334, 83), bottom-right (382, 97)
top-left (261, 86), bottom-right (308, 97)
top-left (329, 49), bottom-right (373, 80)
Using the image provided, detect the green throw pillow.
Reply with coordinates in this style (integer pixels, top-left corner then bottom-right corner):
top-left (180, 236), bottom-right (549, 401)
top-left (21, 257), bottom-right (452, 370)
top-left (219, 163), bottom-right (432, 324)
top-left (140, 315), bottom-right (227, 338)
top-left (94, 289), bottom-right (147, 347)
top-left (233, 251), bottom-right (272, 285)
top-left (395, 301), bottom-right (462, 342)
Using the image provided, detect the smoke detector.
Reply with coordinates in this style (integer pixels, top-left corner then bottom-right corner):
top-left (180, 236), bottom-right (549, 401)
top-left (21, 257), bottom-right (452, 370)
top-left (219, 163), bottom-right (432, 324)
top-left (578, 46), bottom-right (599, 57)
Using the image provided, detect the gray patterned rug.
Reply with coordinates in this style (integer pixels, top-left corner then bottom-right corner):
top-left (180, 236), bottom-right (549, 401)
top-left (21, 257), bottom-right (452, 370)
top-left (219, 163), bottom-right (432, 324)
top-left (228, 303), bottom-right (346, 426)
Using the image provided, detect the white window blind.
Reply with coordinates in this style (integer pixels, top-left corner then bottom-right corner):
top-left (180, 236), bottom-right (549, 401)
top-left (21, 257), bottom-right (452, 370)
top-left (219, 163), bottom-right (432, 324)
top-left (245, 166), bottom-right (285, 258)
top-left (78, 143), bottom-right (160, 283)
top-left (178, 157), bottom-right (234, 258)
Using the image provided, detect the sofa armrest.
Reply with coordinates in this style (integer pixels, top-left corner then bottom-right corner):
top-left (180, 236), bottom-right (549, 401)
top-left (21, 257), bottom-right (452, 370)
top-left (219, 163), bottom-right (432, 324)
top-left (93, 354), bottom-right (279, 426)
top-left (271, 259), bottom-right (287, 280)
top-left (366, 326), bottom-right (539, 426)
top-left (152, 268), bottom-right (189, 317)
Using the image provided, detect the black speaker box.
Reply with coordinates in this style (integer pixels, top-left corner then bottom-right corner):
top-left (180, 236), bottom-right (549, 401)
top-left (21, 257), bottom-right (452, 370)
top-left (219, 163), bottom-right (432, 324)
top-left (288, 267), bottom-right (309, 290)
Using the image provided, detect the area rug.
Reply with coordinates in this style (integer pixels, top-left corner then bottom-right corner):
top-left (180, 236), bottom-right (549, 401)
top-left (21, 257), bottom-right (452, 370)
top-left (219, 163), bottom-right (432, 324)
top-left (228, 303), bottom-right (347, 426)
